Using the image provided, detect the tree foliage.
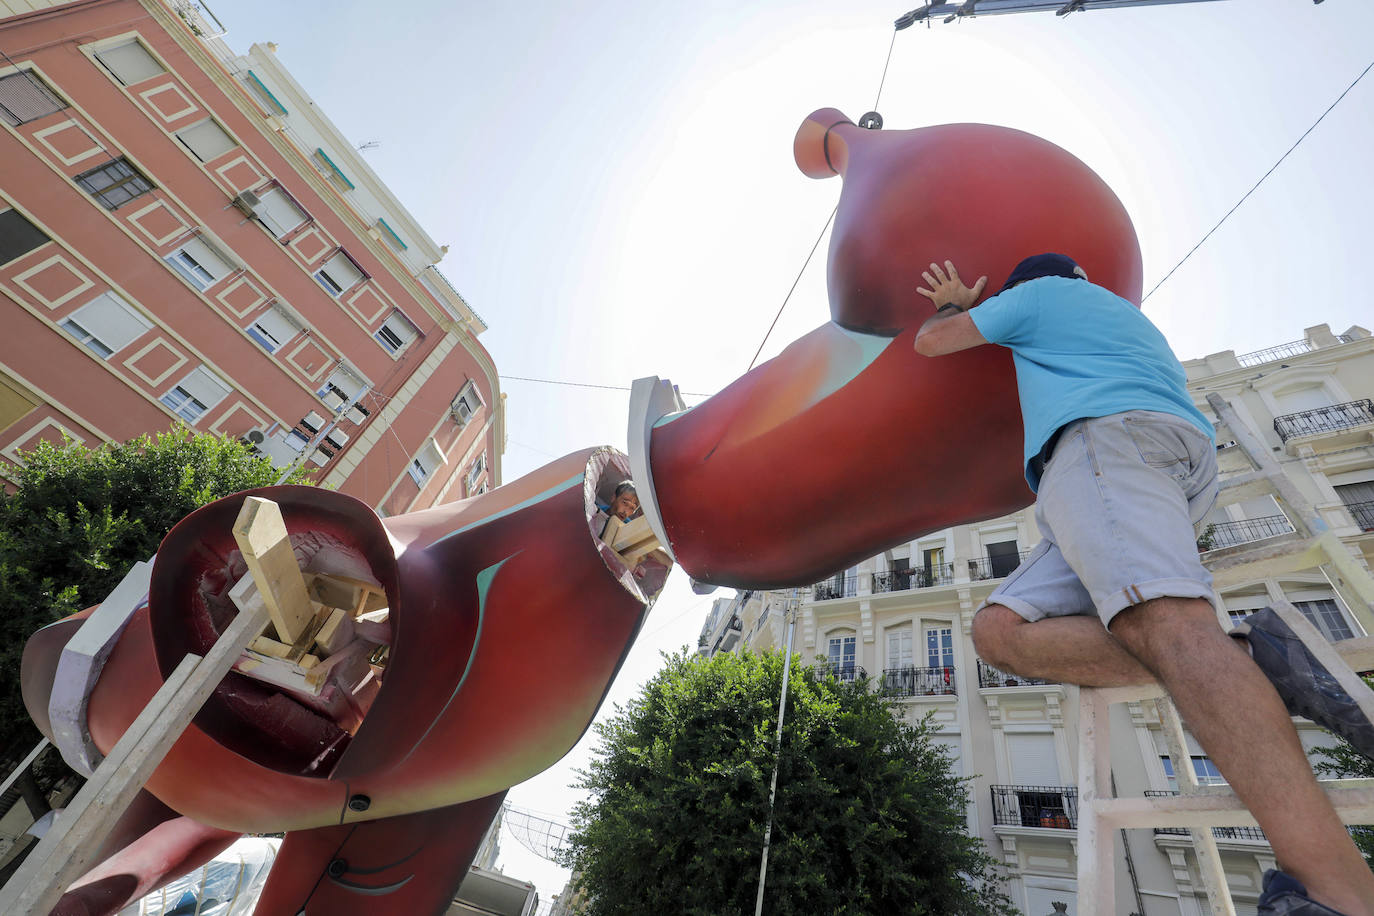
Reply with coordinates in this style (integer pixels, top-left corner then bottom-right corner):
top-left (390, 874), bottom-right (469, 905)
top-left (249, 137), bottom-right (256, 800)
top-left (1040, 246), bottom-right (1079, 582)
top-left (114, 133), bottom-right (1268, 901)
top-left (1310, 673), bottom-right (1374, 869)
top-left (0, 428), bottom-right (311, 763)
top-left (562, 650), bottom-right (1014, 916)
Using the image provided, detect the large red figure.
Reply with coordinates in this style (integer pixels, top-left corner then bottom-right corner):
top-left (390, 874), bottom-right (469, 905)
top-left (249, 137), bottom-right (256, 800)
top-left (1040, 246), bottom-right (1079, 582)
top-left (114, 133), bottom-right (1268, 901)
top-left (19, 109), bottom-right (1140, 915)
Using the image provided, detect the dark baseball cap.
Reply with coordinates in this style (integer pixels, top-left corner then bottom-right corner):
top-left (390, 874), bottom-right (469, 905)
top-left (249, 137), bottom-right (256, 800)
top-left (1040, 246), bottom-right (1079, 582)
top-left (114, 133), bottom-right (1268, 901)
top-left (999, 253), bottom-right (1083, 293)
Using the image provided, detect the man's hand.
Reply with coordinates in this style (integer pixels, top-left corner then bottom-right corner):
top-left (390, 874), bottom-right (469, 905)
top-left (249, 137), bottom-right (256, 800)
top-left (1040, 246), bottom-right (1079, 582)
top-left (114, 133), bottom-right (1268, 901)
top-left (916, 260), bottom-right (987, 310)
top-left (913, 259), bottom-right (990, 357)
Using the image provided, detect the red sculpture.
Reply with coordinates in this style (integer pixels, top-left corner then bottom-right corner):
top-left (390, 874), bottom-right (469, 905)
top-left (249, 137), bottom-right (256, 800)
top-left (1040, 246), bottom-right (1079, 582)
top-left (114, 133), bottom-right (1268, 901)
top-left (19, 109), bottom-right (1140, 915)
top-left (641, 109), bottom-right (1141, 588)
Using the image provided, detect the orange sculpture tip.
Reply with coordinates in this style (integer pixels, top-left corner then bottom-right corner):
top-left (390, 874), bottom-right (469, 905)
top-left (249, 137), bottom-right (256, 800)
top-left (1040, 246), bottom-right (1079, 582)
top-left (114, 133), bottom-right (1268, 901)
top-left (794, 108), bottom-right (853, 179)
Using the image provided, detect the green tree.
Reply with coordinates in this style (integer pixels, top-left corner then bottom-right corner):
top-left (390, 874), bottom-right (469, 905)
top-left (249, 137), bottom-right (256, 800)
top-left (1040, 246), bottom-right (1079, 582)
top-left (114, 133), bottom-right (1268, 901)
top-left (1310, 673), bottom-right (1374, 870)
top-left (562, 650), bottom-right (1015, 916)
top-left (0, 428), bottom-right (311, 764)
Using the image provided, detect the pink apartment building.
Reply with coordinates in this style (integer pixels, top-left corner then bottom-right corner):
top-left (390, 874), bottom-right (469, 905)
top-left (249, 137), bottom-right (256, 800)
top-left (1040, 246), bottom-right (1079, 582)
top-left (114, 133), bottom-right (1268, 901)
top-left (0, 0), bottom-right (504, 514)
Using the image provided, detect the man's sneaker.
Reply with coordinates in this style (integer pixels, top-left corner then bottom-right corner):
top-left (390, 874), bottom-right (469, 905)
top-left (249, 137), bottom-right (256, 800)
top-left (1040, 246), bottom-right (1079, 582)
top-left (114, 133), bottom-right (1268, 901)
top-left (1258, 868), bottom-right (1351, 915)
top-left (1233, 606), bottom-right (1374, 761)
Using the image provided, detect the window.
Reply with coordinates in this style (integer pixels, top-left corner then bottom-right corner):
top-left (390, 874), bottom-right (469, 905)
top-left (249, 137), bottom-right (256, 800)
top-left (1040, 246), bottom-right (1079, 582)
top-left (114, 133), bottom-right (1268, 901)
top-left (887, 627), bottom-right (913, 670)
top-left (316, 368), bottom-right (368, 410)
top-left (0, 208), bottom-right (50, 265)
top-left (93, 39), bottom-right (165, 86)
top-left (376, 218), bottom-right (406, 251)
top-left (243, 70), bottom-right (287, 115)
top-left (75, 158), bottom-right (154, 210)
top-left (375, 311), bottom-right (417, 355)
top-left (254, 187), bottom-right (307, 239)
top-left (1226, 609), bottom-right (1252, 629)
top-left (452, 380), bottom-right (484, 425)
top-left (1161, 755), bottom-right (1226, 791)
top-left (925, 625), bottom-right (954, 669)
top-left (61, 292), bottom-right (151, 358)
top-left (1335, 482), bottom-right (1374, 532)
top-left (986, 539), bottom-right (1021, 578)
top-left (246, 306), bottom-right (298, 353)
top-left (314, 250), bottom-right (364, 296)
top-left (827, 634), bottom-right (856, 671)
top-left (175, 119), bottom-right (236, 163)
top-left (165, 237), bottom-right (231, 290)
top-left (1294, 598), bottom-right (1355, 642)
top-left (465, 452), bottom-right (486, 494)
top-left (0, 70), bottom-right (66, 126)
top-left (160, 367), bottom-right (230, 423)
top-left (313, 148), bottom-right (354, 190)
top-left (284, 429), bottom-right (310, 452)
top-left (408, 439), bottom-right (445, 487)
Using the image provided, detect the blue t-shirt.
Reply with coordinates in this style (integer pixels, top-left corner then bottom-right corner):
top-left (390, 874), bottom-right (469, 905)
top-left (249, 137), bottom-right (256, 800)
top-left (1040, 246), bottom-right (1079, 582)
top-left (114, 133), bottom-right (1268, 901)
top-left (969, 276), bottom-right (1213, 491)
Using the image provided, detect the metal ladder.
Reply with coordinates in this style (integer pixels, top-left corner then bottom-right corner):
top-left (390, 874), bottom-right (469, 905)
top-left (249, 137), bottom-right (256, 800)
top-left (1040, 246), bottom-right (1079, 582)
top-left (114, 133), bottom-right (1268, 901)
top-left (1076, 393), bottom-right (1374, 915)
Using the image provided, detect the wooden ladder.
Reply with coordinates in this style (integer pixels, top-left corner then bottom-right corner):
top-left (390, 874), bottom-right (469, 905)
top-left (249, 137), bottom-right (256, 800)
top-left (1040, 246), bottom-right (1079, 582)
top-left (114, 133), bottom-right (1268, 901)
top-left (1076, 394), bottom-right (1374, 915)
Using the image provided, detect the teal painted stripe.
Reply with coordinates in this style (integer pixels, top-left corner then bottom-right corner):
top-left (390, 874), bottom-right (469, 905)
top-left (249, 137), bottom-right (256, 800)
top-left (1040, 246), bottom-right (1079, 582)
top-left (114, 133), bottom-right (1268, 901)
top-left (431, 473), bottom-right (583, 546)
top-left (376, 217), bottom-right (407, 250)
top-left (315, 147), bottom-right (355, 190)
top-left (245, 70), bottom-right (287, 115)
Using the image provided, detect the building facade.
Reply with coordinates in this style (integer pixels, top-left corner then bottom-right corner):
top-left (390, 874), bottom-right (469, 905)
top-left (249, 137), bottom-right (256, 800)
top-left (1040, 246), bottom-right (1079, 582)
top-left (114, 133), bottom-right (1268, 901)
top-left (699, 324), bottom-right (1374, 915)
top-left (0, 0), bottom-right (503, 514)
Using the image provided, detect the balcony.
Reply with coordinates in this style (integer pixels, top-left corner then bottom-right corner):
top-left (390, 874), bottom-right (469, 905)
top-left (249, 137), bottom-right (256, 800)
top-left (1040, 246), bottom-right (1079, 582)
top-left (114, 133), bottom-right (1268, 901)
top-left (976, 660), bottom-right (1056, 689)
top-left (990, 785), bottom-right (1078, 829)
top-left (1235, 335), bottom-right (1354, 369)
top-left (1197, 514), bottom-right (1295, 552)
top-left (1345, 500), bottom-right (1374, 533)
top-left (967, 551), bottom-right (1030, 581)
top-left (1274, 399), bottom-right (1374, 446)
top-left (871, 564), bottom-right (956, 593)
top-left (880, 665), bottom-right (957, 697)
top-left (812, 574), bottom-right (860, 601)
top-left (1143, 791), bottom-right (1266, 841)
top-left (816, 663), bottom-right (867, 684)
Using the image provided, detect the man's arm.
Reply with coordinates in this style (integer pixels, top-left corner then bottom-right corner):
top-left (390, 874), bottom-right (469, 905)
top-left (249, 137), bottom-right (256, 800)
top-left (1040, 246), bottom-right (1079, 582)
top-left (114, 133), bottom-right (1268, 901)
top-left (913, 260), bottom-right (988, 357)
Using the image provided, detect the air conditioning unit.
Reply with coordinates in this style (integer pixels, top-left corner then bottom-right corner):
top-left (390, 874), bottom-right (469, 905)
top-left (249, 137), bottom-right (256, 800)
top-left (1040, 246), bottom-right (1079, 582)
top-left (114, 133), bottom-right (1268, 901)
top-left (242, 427), bottom-right (267, 447)
top-left (1216, 439), bottom-right (1238, 450)
top-left (231, 190), bottom-right (262, 217)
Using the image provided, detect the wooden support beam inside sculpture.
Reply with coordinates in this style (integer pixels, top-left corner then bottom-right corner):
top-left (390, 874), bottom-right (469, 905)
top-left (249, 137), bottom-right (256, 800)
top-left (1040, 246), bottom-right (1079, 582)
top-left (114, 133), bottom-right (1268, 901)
top-left (232, 497), bottom-right (315, 644)
top-left (602, 515), bottom-right (663, 566)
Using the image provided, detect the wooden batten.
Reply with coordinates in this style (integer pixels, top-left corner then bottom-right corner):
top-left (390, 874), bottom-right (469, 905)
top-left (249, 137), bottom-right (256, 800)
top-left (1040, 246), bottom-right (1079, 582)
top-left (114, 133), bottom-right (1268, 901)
top-left (232, 497), bottom-right (315, 643)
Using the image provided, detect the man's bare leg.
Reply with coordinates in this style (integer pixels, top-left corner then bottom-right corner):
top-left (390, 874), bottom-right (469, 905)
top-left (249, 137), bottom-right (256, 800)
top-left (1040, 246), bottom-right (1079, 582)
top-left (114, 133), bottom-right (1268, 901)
top-left (972, 604), bottom-right (1155, 687)
top-left (1110, 597), bottom-right (1374, 916)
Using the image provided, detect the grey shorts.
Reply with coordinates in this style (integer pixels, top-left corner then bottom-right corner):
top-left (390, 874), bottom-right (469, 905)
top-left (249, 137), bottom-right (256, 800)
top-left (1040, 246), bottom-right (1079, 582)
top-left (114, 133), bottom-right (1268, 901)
top-left (983, 410), bottom-right (1219, 628)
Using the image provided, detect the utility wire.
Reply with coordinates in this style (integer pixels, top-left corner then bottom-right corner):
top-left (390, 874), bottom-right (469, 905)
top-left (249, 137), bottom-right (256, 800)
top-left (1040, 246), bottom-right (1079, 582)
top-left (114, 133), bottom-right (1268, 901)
top-left (1142, 57), bottom-right (1374, 303)
top-left (746, 205), bottom-right (838, 372)
top-left (873, 28), bottom-right (899, 113)
top-left (501, 374), bottom-right (711, 398)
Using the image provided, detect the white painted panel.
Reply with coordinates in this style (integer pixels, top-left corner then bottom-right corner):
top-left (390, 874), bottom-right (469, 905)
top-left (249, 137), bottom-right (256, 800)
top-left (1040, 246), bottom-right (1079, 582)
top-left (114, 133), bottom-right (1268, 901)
top-left (176, 119), bottom-right (236, 162)
top-left (94, 40), bottom-right (164, 86)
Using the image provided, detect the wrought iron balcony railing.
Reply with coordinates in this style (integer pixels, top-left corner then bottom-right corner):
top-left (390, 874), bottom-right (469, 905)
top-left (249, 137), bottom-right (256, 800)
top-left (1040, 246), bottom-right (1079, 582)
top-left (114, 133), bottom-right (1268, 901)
top-left (1345, 500), bottom-right (1374, 533)
top-left (976, 659), bottom-right (1056, 688)
top-left (1235, 335), bottom-right (1353, 369)
top-left (812, 574), bottom-right (860, 601)
top-left (880, 665), bottom-right (957, 696)
top-left (1273, 399), bottom-right (1374, 443)
top-left (990, 785), bottom-right (1078, 829)
top-left (816, 663), bottom-right (867, 683)
top-left (1143, 791), bottom-right (1267, 841)
top-left (1197, 514), bottom-right (1295, 552)
top-left (871, 563), bottom-right (956, 593)
top-left (967, 551), bottom-right (1030, 581)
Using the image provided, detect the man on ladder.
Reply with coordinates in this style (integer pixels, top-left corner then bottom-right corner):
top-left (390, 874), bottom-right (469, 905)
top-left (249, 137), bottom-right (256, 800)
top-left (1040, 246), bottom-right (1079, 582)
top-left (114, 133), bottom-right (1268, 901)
top-left (914, 253), bottom-right (1374, 915)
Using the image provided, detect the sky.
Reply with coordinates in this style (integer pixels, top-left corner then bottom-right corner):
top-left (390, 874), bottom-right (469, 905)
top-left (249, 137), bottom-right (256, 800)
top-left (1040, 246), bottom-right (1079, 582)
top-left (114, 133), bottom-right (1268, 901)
top-left (214, 0), bottom-right (1374, 904)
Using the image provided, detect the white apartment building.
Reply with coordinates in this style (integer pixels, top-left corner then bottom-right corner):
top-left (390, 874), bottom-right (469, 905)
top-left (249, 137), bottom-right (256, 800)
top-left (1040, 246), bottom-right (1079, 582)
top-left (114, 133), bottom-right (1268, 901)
top-left (698, 323), bottom-right (1374, 916)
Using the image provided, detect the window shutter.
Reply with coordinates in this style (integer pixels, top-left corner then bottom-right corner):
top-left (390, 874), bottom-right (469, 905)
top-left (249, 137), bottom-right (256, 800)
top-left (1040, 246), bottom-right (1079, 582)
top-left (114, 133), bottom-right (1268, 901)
top-left (251, 306), bottom-right (297, 348)
top-left (67, 292), bottom-right (151, 354)
top-left (94, 40), bottom-right (165, 86)
top-left (376, 311), bottom-right (417, 353)
top-left (176, 119), bottom-right (236, 162)
top-left (0, 71), bottom-right (65, 126)
top-left (318, 368), bottom-right (367, 403)
top-left (1007, 733), bottom-right (1060, 786)
top-left (175, 367), bottom-right (231, 410)
top-left (321, 251), bottom-right (364, 292)
top-left (256, 188), bottom-right (307, 238)
top-left (181, 237), bottom-right (232, 280)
